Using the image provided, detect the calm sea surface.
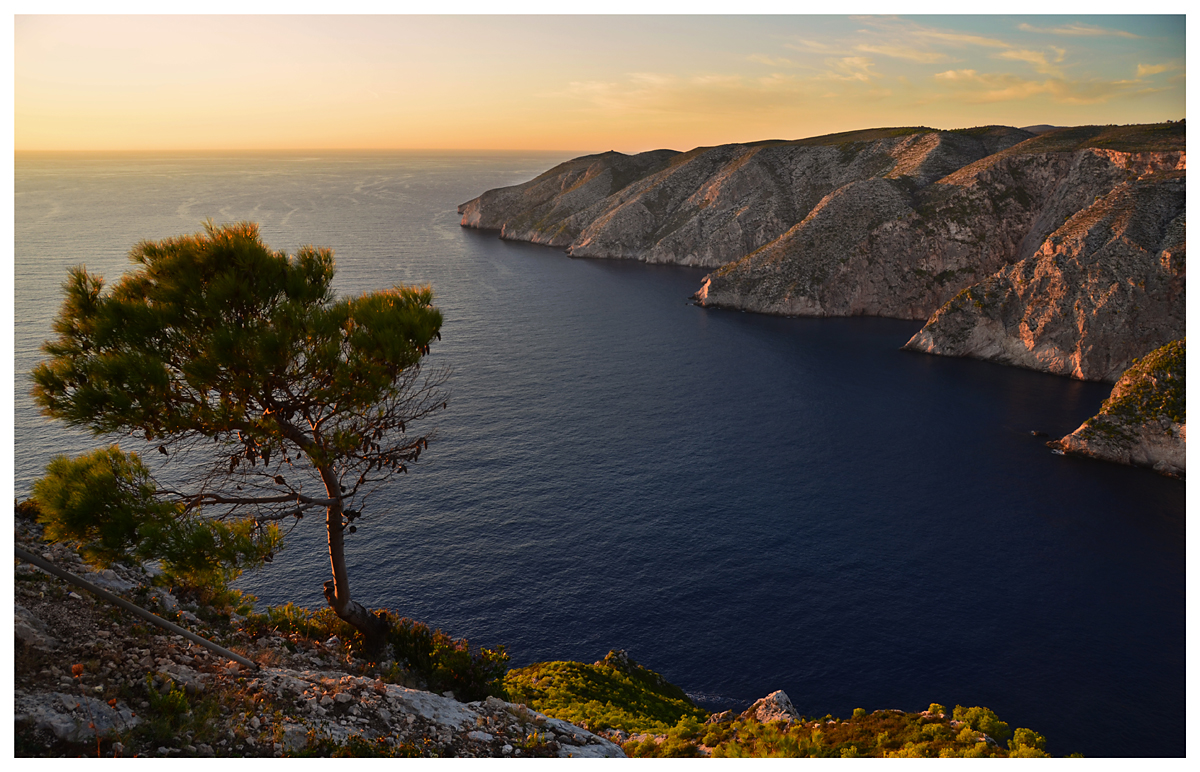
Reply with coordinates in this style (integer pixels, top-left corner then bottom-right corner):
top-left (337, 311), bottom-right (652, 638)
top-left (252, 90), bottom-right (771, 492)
top-left (13, 152), bottom-right (1185, 757)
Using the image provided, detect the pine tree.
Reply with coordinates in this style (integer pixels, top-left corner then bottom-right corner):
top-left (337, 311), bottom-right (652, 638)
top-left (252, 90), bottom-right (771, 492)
top-left (32, 221), bottom-right (446, 649)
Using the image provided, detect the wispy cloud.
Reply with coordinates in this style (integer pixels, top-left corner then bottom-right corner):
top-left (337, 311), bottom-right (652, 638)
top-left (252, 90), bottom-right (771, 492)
top-left (557, 71), bottom-right (818, 117)
top-left (998, 48), bottom-right (1066, 77)
top-left (855, 43), bottom-right (949, 64)
top-left (748, 54), bottom-right (799, 68)
top-left (854, 18), bottom-right (1012, 51)
top-left (784, 38), bottom-right (849, 55)
top-left (933, 70), bottom-right (1049, 102)
top-left (933, 69), bottom-right (1145, 105)
top-left (822, 56), bottom-right (880, 82)
top-left (1136, 61), bottom-right (1182, 77)
top-left (1018, 22), bottom-right (1140, 38)
top-left (912, 28), bottom-right (1011, 49)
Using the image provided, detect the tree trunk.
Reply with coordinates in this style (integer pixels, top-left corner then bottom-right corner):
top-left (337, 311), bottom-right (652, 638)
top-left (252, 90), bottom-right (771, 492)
top-left (318, 463), bottom-right (389, 655)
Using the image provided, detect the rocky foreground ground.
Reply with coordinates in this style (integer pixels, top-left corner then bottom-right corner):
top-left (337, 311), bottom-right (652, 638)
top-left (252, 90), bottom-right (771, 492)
top-left (13, 508), bottom-right (622, 758)
top-left (14, 502), bottom-right (1059, 758)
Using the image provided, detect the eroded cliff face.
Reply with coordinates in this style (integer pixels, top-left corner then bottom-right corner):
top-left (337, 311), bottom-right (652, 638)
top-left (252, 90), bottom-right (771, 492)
top-left (460, 123), bottom-right (1185, 385)
top-left (699, 144), bottom-right (1184, 320)
top-left (903, 171), bottom-right (1185, 381)
top-left (459, 126), bottom-right (1034, 269)
top-left (1051, 340), bottom-right (1185, 476)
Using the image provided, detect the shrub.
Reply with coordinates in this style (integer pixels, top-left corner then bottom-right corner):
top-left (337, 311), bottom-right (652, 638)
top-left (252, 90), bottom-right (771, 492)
top-left (1010, 727), bottom-right (1047, 754)
top-left (30, 447), bottom-right (281, 598)
top-left (953, 705), bottom-right (1012, 743)
top-left (502, 651), bottom-right (707, 734)
top-left (244, 605), bottom-right (508, 701)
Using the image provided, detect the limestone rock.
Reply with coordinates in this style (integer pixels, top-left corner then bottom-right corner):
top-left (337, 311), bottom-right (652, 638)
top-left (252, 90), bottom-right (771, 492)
top-left (741, 690), bottom-right (801, 725)
top-left (461, 124), bottom-right (1185, 384)
top-left (13, 505), bottom-right (625, 759)
top-left (460, 126), bottom-right (1033, 272)
top-left (15, 604), bottom-right (58, 651)
top-left (701, 141), bottom-right (1183, 321)
top-left (904, 171), bottom-right (1185, 381)
top-left (14, 691), bottom-right (140, 743)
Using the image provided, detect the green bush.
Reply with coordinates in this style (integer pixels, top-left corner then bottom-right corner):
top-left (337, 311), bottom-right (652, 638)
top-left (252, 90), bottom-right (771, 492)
top-left (700, 703), bottom-right (1051, 758)
top-left (29, 447), bottom-right (281, 598)
top-left (135, 675), bottom-right (225, 748)
top-left (953, 705), bottom-right (1012, 743)
top-left (1009, 726), bottom-right (1048, 756)
top-left (503, 651), bottom-right (707, 734)
top-left (245, 605), bottom-right (508, 701)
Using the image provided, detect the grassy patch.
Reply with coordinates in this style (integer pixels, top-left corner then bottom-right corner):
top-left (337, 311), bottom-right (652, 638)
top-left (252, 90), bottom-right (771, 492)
top-left (503, 650), bottom-right (707, 734)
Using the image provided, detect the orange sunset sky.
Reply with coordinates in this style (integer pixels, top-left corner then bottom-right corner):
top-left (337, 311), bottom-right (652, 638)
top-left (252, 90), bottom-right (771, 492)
top-left (12, 9), bottom-right (1188, 154)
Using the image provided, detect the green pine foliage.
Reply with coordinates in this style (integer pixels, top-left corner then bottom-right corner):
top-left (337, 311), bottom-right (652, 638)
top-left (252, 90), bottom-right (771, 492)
top-left (30, 447), bottom-right (281, 598)
top-left (30, 221), bottom-right (446, 645)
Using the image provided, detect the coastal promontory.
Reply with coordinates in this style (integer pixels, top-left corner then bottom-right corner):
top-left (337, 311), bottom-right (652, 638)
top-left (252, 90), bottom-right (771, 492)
top-left (460, 123), bottom-right (1184, 379)
top-left (1051, 340), bottom-right (1186, 476)
top-left (460, 122), bottom-right (1185, 474)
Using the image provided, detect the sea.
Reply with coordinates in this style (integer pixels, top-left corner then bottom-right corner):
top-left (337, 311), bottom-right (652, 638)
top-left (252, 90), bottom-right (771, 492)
top-left (13, 151), bottom-right (1186, 757)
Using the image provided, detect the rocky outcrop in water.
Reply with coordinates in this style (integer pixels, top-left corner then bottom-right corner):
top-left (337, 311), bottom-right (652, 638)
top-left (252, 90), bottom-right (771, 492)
top-left (1050, 340), bottom-right (1185, 476)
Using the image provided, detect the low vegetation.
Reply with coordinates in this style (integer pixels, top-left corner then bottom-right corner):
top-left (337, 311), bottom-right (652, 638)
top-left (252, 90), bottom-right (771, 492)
top-left (503, 650), bottom-right (707, 735)
top-left (1079, 339), bottom-right (1185, 445)
top-left (502, 650), bottom-right (1067, 758)
top-left (244, 604), bottom-right (509, 702)
top-left (1001, 121), bottom-right (1185, 156)
top-left (681, 704), bottom-right (1056, 759)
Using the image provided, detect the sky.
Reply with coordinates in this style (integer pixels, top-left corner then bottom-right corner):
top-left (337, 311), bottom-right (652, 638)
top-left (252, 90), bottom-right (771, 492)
top-left (10, 10), bottom-right (1189, 153)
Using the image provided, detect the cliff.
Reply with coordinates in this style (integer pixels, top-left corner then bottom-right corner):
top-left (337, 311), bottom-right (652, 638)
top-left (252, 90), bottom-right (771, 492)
top-left (1050, 340), bottom-right (1185, 476)
top-left (902, 168), bottom-right (1184, 381)
top-left (460, 123), bottom-right (1184, 373)
top-left (459, 126), bottom-right (1035, 269)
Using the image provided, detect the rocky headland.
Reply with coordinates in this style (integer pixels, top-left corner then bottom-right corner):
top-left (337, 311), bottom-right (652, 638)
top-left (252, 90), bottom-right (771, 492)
top-left (1050, 340), bottom-right (1185, 476)
top-left (460, 122), bottom-right (1185, 474)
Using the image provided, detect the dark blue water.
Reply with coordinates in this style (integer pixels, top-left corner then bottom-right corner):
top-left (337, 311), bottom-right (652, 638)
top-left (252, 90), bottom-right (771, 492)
top-left (14, 152), bottom-right (1185, 757)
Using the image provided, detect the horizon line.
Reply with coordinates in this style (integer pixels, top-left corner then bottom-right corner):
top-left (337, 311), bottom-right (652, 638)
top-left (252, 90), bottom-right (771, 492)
top-left (13, 119), bottom-right (1184, 157)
